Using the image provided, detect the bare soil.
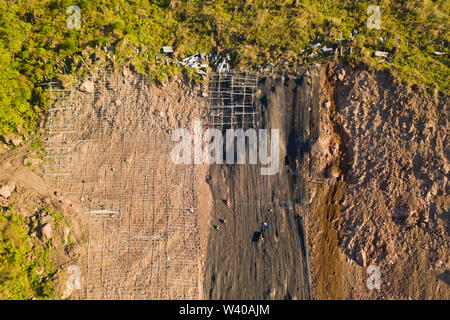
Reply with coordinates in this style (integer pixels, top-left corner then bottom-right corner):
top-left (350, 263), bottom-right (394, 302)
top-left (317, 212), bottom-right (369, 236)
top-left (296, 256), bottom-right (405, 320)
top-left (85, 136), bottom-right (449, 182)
top-left (39, 68), bottom-right (212, 299)
top-left (305, 62), bottom-right (449, 299)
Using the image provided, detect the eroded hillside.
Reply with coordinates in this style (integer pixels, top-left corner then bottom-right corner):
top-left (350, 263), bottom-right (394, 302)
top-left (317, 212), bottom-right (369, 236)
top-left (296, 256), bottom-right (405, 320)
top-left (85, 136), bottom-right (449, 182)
top-left (305, 62), bottom-right (449, 299)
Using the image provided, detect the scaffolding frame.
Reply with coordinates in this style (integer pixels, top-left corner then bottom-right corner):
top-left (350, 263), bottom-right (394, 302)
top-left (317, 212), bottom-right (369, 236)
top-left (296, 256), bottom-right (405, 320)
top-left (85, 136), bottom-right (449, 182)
top-left (208, 71), bottom-right (259, 131)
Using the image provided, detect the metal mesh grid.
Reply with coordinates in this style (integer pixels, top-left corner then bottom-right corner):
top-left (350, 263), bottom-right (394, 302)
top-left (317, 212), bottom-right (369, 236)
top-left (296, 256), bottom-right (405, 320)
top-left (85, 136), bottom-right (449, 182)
top-left (43, 76), bottom-right (201, 299)
top-left (208, 71), bottom-right (259, 130)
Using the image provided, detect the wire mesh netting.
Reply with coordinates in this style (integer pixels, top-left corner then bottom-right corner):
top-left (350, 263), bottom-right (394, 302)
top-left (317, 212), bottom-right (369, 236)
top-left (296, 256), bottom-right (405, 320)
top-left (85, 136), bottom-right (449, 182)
top-left (43, 75), bottom-right (200, 299)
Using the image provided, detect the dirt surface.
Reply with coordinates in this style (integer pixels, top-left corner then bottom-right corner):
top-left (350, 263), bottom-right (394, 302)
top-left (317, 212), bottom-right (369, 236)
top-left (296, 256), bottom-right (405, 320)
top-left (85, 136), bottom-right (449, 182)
top-left (41, 68), bottom-right (213, 299)
top-left (305, 62), bottom-right (449, 299)
top-left (334, 63), bottom-right (448, 299)
top-left (204, 73), bottom-right (314, 299)
top-left (204, 62), bottom-right (449, 300)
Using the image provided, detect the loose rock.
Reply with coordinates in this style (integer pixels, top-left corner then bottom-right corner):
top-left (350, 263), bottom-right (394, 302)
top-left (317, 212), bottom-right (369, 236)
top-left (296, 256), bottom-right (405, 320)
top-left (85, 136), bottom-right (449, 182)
top-left (79, 80), bottom-right (95, 93)
top-left (64, 227), bottom-right (71, 245)
top-left (1, 133), bottom-right (22, 146)
top-left (337, 69), bottom-right (346, 81)
top-left (41, 223), bottom-right (53, 239)
top-left (0, 182), bottom-right (15, 199)
top-left (360, 249), bottom-right (367, 267)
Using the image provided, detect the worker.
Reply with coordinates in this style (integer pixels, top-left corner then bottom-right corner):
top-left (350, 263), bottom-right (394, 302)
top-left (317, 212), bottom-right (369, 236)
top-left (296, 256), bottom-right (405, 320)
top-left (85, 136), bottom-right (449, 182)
top-left (226, 199), bottom-right (231, 207)
top-left (306, 66), bottom-right (312, 75)
top-left (214, 224), bottom-right (220, 231)
top-left (262, 222), bottom-right (271, 232)
top-left (219, 218), bottom-right (227, 225)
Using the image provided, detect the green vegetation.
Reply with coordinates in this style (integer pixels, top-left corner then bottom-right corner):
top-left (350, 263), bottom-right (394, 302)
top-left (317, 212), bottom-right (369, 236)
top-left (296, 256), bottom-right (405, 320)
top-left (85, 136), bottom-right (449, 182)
top-left (43, 207), bottom-right (68, 229)
top-left (0, 0), bottom-right (448, 137)
top-left (0, 207), bottom-right (56, 299)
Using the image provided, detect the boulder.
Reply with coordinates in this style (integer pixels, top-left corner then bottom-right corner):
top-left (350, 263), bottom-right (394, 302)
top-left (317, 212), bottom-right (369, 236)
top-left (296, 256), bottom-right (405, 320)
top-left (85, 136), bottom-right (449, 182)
top-left (42, 197), bottom-right (52, 205)
top-left (430, 182), bottom-right (439, 196)
top-left (0, 185), bottom-right (11, 199)
top-left (1, 133), bottom-right (22, 146)
top-left (41, 223), bottom-right (53, 239)
top-left (79, 80), bottom-right (95, 93)
top-left (64, 227), bottom-right (71, 245)
top-left (337, 69), bottom-right (346, 81)
top-left (357, 248), bottom-right (367, 267)
top-left (0, 182), bottom-right (15, 199)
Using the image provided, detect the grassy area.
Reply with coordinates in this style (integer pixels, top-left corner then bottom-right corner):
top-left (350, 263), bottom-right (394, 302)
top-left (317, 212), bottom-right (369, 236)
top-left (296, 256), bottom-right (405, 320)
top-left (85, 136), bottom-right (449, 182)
top-left (0, 0), bottom-right (448, 137)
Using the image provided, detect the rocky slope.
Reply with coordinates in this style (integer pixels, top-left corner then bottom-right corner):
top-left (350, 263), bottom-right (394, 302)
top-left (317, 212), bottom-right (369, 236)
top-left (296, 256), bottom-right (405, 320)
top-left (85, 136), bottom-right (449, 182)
top-left (306, 61), bottom-right (449, 299)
